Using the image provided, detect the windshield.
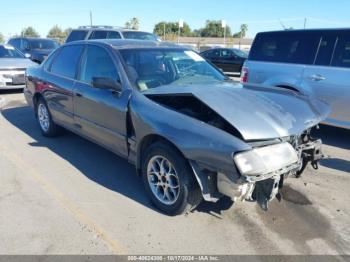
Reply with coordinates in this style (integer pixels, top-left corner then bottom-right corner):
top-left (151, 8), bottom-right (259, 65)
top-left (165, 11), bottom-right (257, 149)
top-left (122, 31), bottom-right (158, 41)
top-left (233, 49), bottom-right (248, 58)
top-left (29, 39), bottom-right (59, 50)
top-left (0, 45), bottom-right (24, 58)
top-left (120, 49), bottom-right (227, 91)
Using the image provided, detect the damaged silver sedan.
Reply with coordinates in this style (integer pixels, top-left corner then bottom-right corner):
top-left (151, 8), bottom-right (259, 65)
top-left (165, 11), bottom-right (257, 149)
top-left (24, 40), bottom-right (329, 215)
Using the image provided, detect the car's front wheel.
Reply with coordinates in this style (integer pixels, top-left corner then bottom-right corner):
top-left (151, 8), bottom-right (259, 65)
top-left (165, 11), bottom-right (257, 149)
top-left (36, 97), bottom-right (61, 137)
top-left (142, 142), bottom-right (202, 215)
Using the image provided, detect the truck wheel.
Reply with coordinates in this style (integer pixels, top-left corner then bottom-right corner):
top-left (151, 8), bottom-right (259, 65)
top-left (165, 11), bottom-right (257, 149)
top-left (142, 142), bottom-right (202, 215)
top-left (36, 97), bottom-right (61, 137)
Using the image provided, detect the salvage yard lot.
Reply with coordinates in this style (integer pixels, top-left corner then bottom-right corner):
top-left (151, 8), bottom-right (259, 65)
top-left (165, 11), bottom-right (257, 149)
top-left (0, 91), bottom-right (349, 255)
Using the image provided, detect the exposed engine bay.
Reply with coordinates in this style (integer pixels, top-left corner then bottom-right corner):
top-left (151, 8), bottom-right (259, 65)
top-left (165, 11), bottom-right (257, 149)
top-left (145, 94), bottom-right (243, 139)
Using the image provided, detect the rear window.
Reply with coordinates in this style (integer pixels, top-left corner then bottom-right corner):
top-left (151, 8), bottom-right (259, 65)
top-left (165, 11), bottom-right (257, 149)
top-left (249, 32), bottom-right (320, 65)
top-left (66, 30), bottom-right (88, 43)
top-left (29, 39), bottom-right (59, 50)
top-left (122, 31), bottom-right (158, 41)
top-left (89, 30), bottom-right (122, 40)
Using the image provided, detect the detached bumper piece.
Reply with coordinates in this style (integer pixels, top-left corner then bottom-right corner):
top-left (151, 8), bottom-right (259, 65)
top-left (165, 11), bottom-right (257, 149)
top-left (297, 139), bottom-right (323, 177)
top-left (251, 175), bottom-right (283, 211)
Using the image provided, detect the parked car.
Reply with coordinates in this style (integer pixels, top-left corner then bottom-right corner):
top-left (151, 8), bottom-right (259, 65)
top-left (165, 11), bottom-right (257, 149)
top-left (0, 44), bottom-right (36, 90)
top-left (243, 29), bottom-right (350, 130)
top-left (24, 40), bottom-right (328, 215)
top-left (201, 48), bottom-right (248, 75)
top-left (65, 26), bottom-right (160, 43)
top-left (8, 37), bottom-right (59, 64)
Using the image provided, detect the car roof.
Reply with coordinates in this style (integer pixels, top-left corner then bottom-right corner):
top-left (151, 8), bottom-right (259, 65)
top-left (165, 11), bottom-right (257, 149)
top-left (65, 39), bottom-right (184, 50)
top-left (258, 28), bottom-right (350, 35)
top-left (10, 37), bottom-right (56, 41)
top-left (201, 47), bottom-right (239, 52)
top-left (72, 27), bottom-right (154, 34)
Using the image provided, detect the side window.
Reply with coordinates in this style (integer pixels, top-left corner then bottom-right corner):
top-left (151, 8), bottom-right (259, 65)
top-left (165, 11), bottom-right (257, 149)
top-left (315, 35), bottom-right (337, 66)
top-left (50, 45), bottom-right (84, 79)
top-left (43, 49), bottom-right (60, 71)
top-left (202, 50), bottom-right (212, 58)
top-left (66, 30), bottom-right (88, 43)
top-left (79, 45), bottom-right (119, 84)
top-left (9, 39), bottom-right (19, 49)
top-left (331, 35), bottom-right (350, 68)
top-left (221, 49), bottom-right (234, 59)
top-left (107, 31), bottom-right (122, 39)
top-left (250, 33), bottom-right (320, 64)
top-left (21, 40), bottom-right (30, 51)
top-left (89, 31), bottom-right (108, 40)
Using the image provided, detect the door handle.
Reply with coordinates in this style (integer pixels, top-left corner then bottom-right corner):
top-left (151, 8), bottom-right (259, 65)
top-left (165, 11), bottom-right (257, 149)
top-left (309, 74), bottom-right (326, 81)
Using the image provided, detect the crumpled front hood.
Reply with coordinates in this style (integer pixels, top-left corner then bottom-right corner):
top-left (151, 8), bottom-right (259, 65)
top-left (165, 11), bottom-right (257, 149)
top-left (143, 82), bottom-right (330, 141)
top-left (0, 58), bottom-right (36, 69)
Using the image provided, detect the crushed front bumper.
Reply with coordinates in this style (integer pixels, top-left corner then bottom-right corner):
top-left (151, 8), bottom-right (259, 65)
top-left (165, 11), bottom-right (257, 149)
top-left (217, 138), bottom-right (324, 210)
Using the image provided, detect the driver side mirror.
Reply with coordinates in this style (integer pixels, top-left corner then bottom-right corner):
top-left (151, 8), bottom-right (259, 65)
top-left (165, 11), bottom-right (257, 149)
top-left (92, 77), bottom-right (122, 93)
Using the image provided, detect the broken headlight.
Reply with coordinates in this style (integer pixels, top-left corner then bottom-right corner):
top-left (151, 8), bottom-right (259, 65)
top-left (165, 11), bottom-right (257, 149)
top-left (234, 142), bottom-right (298, 176)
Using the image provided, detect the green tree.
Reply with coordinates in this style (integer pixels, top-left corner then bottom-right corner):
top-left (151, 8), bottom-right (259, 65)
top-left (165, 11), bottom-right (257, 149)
top-left (200, 20), bottom-right (232, 37)
top-left (47, 25), bottom-right (64, 42)
top-left (64, 27), bottom-right (72, 36)
top-left (233, 24), bottom-right (249, 38)
top-left (240, 24), bottom-right (248, 38)
top-left (21, 27), bottom-right (40, 37)
top-left (125, 17), bottom-right (140, 30)
top-left (0, 33), bottom-right (4, 43)
top-left (153, 21), bottom-right (192, 38)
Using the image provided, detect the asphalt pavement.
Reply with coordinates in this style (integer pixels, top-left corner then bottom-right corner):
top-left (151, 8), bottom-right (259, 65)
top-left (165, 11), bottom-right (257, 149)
top-left (0, 91), bottom-right (349, 255)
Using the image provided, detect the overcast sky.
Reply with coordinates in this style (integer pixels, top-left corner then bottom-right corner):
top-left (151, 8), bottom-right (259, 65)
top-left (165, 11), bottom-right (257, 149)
top-left (1, 0), bottom-right (350, 38)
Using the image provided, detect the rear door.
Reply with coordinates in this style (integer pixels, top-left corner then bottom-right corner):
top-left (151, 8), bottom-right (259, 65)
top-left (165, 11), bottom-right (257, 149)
top-left (301, 31), bottom-right (350, 127)
top-left (74, 44), bottom-right (130, 156)
top-left (246, 32), bottom-right (320, 90)
top-left (44, 45), bottom-right (84, 126)
top-left (219, 49), bottom-right (241, 73)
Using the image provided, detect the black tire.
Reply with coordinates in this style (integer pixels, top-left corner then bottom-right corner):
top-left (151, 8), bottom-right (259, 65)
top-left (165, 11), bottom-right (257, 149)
top-left (35, 97), bottom-right (61, 137)
top-left (141, 141), bottom-right (202, 216)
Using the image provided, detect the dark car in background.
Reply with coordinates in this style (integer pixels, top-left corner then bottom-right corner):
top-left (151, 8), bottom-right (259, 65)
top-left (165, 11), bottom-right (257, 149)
top-left (24, 40), bottom-right (327, 215)
top-left (65, 26), bottom-right (160, 43)
top-left (201, 48), bottom-right (248, 75)
top-left (8, 37), bottom-right (59, 64)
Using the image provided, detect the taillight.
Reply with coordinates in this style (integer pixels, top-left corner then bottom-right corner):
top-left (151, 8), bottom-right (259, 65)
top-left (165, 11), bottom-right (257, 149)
top-left (241, 67), bottom-right (248, 83)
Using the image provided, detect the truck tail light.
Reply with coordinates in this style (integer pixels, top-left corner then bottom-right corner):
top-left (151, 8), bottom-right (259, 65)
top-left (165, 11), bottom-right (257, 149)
top-left (241, 67), bottom-right (249, 83)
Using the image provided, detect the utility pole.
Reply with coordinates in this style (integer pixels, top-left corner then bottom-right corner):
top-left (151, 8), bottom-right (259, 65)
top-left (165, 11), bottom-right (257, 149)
top-left (163, 23), bottom-right (166, 39)
top-left (178, 20), bottom-right (184, 44)
top-left (222, 20), bottom-right (227, 46)
top-left (304, 18), bottom-right (307, 29)
top-left (90, 10), bottom-right (93, 27)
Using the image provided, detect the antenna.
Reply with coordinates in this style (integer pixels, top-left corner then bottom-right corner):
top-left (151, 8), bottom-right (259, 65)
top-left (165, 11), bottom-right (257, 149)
top-left (304, 18), bottom-right (307, 29)
top-left (278, 19), bottom-right (287, 30)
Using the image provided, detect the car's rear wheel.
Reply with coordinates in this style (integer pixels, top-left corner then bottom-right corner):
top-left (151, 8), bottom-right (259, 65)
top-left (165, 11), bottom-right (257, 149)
top-left (36, 97), bottom-right (61, 137)
top-left (142, 142), bottom-right (202, 215)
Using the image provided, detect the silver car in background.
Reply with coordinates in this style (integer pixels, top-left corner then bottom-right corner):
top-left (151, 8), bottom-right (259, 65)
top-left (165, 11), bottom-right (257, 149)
top-left (0, 44), bottom-right (36, 90)
top-left (242, 29), bottom-right (350, 129)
